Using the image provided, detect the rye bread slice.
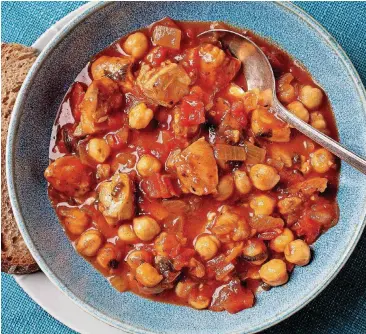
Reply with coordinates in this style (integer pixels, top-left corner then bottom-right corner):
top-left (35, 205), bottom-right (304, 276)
top-left (1, 43), bottom-right (40, 274)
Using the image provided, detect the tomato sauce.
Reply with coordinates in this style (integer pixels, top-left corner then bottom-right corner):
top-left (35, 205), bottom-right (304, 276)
top-left (46, 18), bottom-right (339, 313)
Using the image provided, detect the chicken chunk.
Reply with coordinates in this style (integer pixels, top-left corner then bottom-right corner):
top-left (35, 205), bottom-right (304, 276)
top-left (136, 61), bottom-right (191, 107)
top-left (44, 156), bottom-right (94, 197)
top-left (91, 56), bottom-right (133, 87)
top-left (251, 107), bottom-right (291, 142)
top-left (172, 107), bottom-right (199, 138)
top-left (175, 138), bottom-right (218, 195)
top-left (74, 77), bottom-right (123, 136)
top-left (198, 44), bottom-right (241, 89)
top-left (98, 173), bottom-right (134, 225)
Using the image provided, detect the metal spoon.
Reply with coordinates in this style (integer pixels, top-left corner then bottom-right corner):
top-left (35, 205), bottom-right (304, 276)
top-left (198, 29), bottom-right (366, 175)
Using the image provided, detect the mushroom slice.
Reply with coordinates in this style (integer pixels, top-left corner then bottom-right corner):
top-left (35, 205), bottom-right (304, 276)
top-left (98, 173), bottom-right (134, 225)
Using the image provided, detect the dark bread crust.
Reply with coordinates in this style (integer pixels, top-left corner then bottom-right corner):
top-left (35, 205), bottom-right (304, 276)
top-left (1, 43), bottom-right (40, 274)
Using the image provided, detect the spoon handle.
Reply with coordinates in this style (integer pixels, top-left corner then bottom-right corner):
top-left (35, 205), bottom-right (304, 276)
top-left (273, 102), bottom-right (366, 175)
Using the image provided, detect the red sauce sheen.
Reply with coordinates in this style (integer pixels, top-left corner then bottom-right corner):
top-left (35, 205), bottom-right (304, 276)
top-left (45, 19), bottom-right (339, 313)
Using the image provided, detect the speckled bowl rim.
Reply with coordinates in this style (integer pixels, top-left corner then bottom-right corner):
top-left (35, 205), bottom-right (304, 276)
top-left (6, 2), bottom-right (366, 334)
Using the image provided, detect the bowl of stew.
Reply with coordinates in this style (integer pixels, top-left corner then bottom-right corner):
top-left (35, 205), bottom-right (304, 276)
top-left (7, 2), bottom-right (366, 333)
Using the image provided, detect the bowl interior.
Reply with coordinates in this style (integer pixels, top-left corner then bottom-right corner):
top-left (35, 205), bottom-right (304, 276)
top-left (8, 2), bottom-right (366, 334)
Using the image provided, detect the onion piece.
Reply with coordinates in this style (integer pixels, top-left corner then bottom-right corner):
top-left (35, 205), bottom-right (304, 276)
top-left (214, 144), bottom-right (247, 161)
top-left (249, 215), bottom-right (284, 232)
top-left (152, 25), bottom-right (182, 50)
top-left (289, 177), bottom-right (328, 196)
top-left (161, 200), bottom-right (188, 214)
top-left (244, 142), bottom-right (266, 164)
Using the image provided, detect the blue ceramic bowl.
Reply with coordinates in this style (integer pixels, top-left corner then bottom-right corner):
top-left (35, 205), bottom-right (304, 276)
top-left (7, 2), bottom-right (366, 333)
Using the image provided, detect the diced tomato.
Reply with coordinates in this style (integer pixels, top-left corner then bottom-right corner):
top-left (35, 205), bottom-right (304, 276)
top-left (293, 199), bottom-right (338, 244)
top-left (172, 247), bottom-right (196, 270)
top-left (147, 47), bottom-right (169, 67)
top-left (105, 127), bottom-right (129, 150)
top-left (224, 287), bottom-right (254, 314)
top-left (107, 113), bottom-right (126, 130)
top-left (70, 82), bottom-right (86, 122)
top-left (261, 46), bottom-right (287, 73)
top-left (210, 279), bottom-right (254, 313)
top-left (230, 100), bottom-right (247, 128)
top-left (56, 123), bottom-right (78, 154)
top-left (279, 169), bottom-right (305, 187)
top-left (110, 93), bottom-right (124, 110)
top-left (216, 56), bottom-right (241, 90)
top-left (181, 47), bottom-right (200, 82)
top-left (139, 199), bottom-right (169, 221)
top-left (185, 28), bottom-right (195, 39)
top-left (141, 173), bottom-right (181, 199)
top-left (292, 214), bottom-right (321, 244)
top-left (180, 95), bottom-right (205, 126)
top-left (154, 108), bottom-right (171, 124)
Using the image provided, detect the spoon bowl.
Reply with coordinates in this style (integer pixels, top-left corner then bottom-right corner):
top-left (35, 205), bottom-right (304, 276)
top-left (199, 28), bottom-right (366, 175)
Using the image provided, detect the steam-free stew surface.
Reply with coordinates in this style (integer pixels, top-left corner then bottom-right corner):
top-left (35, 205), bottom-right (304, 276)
top-left (45, 18), bottom-right (339, 313)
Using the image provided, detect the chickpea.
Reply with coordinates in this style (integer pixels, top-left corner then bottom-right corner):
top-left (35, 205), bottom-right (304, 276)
top-left (123, 32), bottom-right (149, 59)
top-left (135, 262), bottom-right (163, 287)
top-left (310, 112), bottom-right (327, 131)
top-left (96, 243), bottom-right (120, 269)
top-left (250, 195), bottom-right (276, 216)
top-left (278, 83), bottom-right (296, 104)
top-left (228, 83), bottom-right (245, 98)
top-left (137, 154), bottom-right (162, 177)
top-left (284, 239), bottom-right (311, 266)
top-left (258, 88), bottom-right (273, 107)
top-left (133, 216), bottom-right (161, 241)
top-left (129, 103), bottom-right (153, 129)
top-left (310, 148), bottom-right (334, 173)
top-left (259, 259), bottom-right (288, 286)
top-left (214, 174), bottom-right (234, 201)
top-left (195, 235), bottom-right (220, 260)
top-left (175, 280), bottom-right (197, 299)
top-left (242, 239), bottom-right (268, 265)
top-left (126, 250), bottom-right (153, 270)
top-left (76, 229), bottom-right (103, 257)
top-left (118, 224), bottom-right (138, 243)
top-left (87, 138), bottom-right (111, 163)
top-left (287, 101), bottom-right (309, 123)
top-left (269, 228), bottom-right (295, 253)
top-left (188, 294), bottom-right (211, 310)
top-left (233, 170), bottom-right (252, 195)
top-left (110, 275), bottom-right (129, 292)
top-left (299, 85), bottom-right (323, 110)
top-left (63, 208), bottom-right (90, 235)
top-left (250, 164), bottom-right (280, 191)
